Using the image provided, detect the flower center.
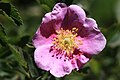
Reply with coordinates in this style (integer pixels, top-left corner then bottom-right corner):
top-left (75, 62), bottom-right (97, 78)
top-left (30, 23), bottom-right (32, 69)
top-left (52, 28), bottom-right (82, 56)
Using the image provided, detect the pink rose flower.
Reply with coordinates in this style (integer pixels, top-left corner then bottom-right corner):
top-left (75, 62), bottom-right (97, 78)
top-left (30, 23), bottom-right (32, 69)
top-left (32, 3), bottom-right (106, 77)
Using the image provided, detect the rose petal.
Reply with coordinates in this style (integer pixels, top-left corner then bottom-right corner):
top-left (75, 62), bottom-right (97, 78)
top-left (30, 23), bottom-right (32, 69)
top-left (69, 5), bottom-right (86, 23)
top-left (78, 18), bottom-right (106, 55)
top-left (79, 55), bottom-right (89, 64)
top-left (61, 4), bottom-right (86, 29)
top-left (40, 12), bottom-right (56, 38)
top-left (32, 32), bottom-right (56, 48)
top-left (50, 57), bottom-right (73, 77)
top-left (32, 3), bottom-right (67, 48)
top-left (40, 3), bottom-right (67, 37)
top-left (34, 43), bottom-right (73, 77)
top-left (34, 44), bottom-right (54, 71)
top-left (71, 54), bottom-right (89, 70)
top-left (52, 3), bottom-right (67, 30)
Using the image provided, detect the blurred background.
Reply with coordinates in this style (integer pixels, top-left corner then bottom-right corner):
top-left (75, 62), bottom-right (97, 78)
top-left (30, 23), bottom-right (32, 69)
top-left (0, 0), bottom-right (120, 80)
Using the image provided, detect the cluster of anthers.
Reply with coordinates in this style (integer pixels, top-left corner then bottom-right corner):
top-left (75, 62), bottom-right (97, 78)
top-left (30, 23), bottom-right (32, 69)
top-left (52, 27), bottom-right (83, 57)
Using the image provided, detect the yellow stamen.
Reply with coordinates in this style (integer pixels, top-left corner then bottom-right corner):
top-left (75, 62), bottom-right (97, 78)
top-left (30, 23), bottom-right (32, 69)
top-left (52, 28), bottom-right (82, 56)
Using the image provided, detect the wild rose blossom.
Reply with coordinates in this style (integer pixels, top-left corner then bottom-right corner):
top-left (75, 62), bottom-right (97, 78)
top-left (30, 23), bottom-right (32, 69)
top-left (32, 3), bottom-right (106, 77)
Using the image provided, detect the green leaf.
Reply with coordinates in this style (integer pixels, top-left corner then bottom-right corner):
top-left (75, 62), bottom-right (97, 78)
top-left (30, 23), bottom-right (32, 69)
top-left (10, 4), bottom-right (23, 26)
top-left (23, 51), bottom-right (39, 78)
top-left (0, 23), bottom-right (8, 46)
top-left (8, 44), bottom-right (27, 68)
top-left (0, 23), bottom-right (6, 36)
top-left (0, 2), bottom-right (23, 26)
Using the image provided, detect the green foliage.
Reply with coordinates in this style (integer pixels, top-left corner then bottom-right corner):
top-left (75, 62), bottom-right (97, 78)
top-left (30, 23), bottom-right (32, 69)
top-left (23, 50), bottom-right (39, 78)
top-left (0, 1), bottom-right (23, 26)
top-left (0, 24), bottom-right (7, 46)
top-left (8, 44), bottom-right (27, 68)
top-left (0, 0), bottom-right (120, 80)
